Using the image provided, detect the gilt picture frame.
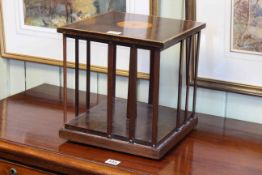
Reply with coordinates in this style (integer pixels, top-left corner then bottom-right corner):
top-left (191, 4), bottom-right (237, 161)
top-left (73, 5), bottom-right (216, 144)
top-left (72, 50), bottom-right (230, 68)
top-left (187, 0), bottom-right (262, 96)
top-left (0, 0), bottom-right (159, 79)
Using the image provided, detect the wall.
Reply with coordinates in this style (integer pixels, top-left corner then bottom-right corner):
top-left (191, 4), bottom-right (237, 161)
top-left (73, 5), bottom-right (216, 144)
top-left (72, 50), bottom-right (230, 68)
top-left (0, 0), bottom-right (261, 124)
top-left (0, 58), bottom-right (8, 99)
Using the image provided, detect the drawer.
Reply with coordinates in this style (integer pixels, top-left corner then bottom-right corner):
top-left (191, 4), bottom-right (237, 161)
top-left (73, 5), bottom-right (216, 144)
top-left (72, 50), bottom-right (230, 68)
top-left (0, 159), bottom-right (54, 175)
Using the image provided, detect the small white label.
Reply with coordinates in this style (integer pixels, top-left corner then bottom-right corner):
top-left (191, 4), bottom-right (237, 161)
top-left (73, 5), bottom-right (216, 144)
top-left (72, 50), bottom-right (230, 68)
top-left (105, 159), bottom-right (121, 166)
top-left (107, 31), bottom-right (122, 35)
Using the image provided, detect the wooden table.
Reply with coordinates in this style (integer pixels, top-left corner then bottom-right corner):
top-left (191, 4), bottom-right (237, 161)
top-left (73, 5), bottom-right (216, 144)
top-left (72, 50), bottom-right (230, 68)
top-left (0, 84), bottom-right (261, 175)
top-left (57, 11), bottom-right (206, 159)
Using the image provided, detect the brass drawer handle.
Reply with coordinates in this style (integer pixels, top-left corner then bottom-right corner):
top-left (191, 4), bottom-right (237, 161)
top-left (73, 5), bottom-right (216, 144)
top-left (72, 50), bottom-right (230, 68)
top-left (9, 168), bottom-right (17, 175)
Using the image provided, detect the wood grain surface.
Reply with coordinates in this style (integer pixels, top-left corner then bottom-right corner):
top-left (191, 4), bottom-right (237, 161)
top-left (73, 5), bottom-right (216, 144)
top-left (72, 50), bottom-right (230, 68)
top-left (57, 12), bottom-right (206, 49)
top-left (0, 159), bottom-right (53, 175)
top-left (0, 84), bottom-right (261, 175)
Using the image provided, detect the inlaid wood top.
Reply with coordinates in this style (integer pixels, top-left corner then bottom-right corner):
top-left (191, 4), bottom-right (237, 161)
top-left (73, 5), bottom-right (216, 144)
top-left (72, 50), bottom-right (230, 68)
top-left (57, 12), bottom-right (206, 49)
top-left (0, 84), bottom-right (261, 175)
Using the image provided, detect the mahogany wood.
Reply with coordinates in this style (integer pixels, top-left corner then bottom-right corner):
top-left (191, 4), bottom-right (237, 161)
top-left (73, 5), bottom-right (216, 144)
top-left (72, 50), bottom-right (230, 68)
top-left (0, 159), bottom-right (52, 175)
top-left (185, 36), bottom-right (193, 123)
top-left (57, 12), bottom-right (206, 50)
top-left (151, 49), bottom-right (161, 146)
top-left (75, 38), bottom-right (80, 116)
top-left (107, 42), bottom-right (117, 137)
top-left (63, 35), bottom-right (67, 123)
top-left (148, 49), bottom-right (155, 104)
top-left (112, 44), bottom-right (117, 98)
top-left (192, 32), bottom-right (201, 115)
top-left (0, 84), bottom-right (261, 174)
top-left (127, 46), bottom-right (138, 142)
top-left (176, 40), bottom-right (184, 129)
top-left (86, 40), bottom-right (91, 109)
top-left (63, 98), bottom-right (187, 145)
top-left (58, 12), bottom-right (206, 159)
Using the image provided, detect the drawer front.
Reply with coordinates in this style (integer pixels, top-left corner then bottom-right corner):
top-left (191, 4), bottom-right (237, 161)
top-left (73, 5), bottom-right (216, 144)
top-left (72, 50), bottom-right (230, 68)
top-left (0, 159), bottom-right (54, 175)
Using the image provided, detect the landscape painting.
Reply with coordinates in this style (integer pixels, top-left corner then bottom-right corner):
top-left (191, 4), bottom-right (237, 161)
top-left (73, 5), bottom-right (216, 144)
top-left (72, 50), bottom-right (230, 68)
top-left (23, 0), bottom-right (126, 28)
top-left (232, 0), bottom-right (262, 55)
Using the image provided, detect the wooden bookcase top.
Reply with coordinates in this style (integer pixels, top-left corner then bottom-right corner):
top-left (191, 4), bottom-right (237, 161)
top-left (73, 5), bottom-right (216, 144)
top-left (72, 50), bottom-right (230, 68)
top-left (58, 11), bottom-right (206, 49)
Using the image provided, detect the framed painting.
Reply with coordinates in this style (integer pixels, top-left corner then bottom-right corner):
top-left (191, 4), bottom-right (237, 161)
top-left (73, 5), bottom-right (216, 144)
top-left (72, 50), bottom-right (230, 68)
top-left (186, 0), bottom-right (262, 96)
top-left (23, 0), bottom-right (127, 29)
top-left (231, 0), bottom-right (262, 55)
top-left (0, 0), bottom-right (159, 79)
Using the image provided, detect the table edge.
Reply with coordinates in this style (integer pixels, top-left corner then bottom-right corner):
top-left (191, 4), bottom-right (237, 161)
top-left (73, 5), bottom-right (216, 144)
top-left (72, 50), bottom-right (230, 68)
top-left (0, 139), bottom-right (145, 175)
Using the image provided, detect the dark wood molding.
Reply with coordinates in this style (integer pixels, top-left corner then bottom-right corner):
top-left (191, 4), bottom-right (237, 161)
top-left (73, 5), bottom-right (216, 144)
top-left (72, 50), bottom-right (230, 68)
top-left (0, 139), bottom-right (143, 175)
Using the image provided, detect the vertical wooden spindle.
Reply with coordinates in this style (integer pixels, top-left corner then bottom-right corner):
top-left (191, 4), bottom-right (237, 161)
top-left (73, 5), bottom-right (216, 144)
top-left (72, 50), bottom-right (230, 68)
top-left (86, 40), bottom-right (91, 110)
top-left (127, 46), bottom-right (138, 143)
top-left (75, 38), bottom-right (79, 116)
top-left (148, 49), bottom-right (155, 104)
top-left (176, 40), bottom-right (184, 129)
top-left (107, 42), bottom-right (116, 137)
top-left (184, 36), bottom-right (193, 123)
top-left (151, 49), bottom-right (160, 146)
top-left (112, 45), bottom-right (117, 98)
top-left (63, 35), bottom-right (67, 123)
top-left (192, 32), bottom-right (201, 115)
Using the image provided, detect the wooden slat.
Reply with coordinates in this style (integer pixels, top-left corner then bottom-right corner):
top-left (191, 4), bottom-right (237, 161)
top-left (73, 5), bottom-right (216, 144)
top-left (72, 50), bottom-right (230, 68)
top-left (176, 40), bottom-right (184, 129)
top-left (86, 40), bottom-right (91, 110)
top-left (112, 44), bottom-right (117, 98)
top-left (107, 42), bottom-right (116, 137)
top-left (63, 35), bottom-right (68, 123)
top-left (127, 46), bottom-right (138, 142)
top-left (192, 32), bottom-right (201, 115)
top-left (151, 49), bottom-right (160, 146)
top-left (185, 36), bottom-right (193, 123)
top-left (148, 49), bottom-right (155, 104)
top-left (75, 38), bottom-right (80, 116)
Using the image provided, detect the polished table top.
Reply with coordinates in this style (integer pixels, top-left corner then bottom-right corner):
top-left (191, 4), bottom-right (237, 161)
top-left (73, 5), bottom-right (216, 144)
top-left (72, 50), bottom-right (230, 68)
top-left (0, 84), bottom-right (261, 175)
top-left (58, 11), bottom-right (206, 49)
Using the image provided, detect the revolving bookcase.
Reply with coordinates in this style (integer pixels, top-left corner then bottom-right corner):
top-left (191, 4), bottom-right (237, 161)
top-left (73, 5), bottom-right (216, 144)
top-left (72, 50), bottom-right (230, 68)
top-left (58, 12), bottom-right (206, 159)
